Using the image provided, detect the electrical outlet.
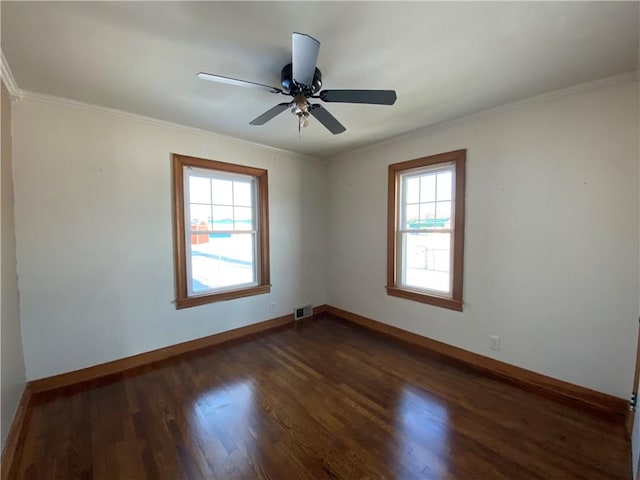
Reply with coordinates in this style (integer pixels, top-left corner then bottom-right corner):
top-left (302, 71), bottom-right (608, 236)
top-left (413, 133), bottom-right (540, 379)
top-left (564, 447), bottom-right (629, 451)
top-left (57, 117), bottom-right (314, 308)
top-left (269, 302), bottom-right (276, 313)
top-left (490, 335), bottom-right (500, 351)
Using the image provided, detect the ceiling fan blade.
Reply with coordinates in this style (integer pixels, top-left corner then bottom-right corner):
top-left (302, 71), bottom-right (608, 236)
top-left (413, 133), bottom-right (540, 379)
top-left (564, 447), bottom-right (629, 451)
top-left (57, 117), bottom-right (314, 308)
top-left (197, 72), bottom-right (282, 94)
top-left (309, 104), bottom-right (346, 134)
top-left (249, 103), bottom-right (292, 125)
top-left (292, 33), bottom-right (320, 87)
top-left (319, 89), bottom-right (397, 105)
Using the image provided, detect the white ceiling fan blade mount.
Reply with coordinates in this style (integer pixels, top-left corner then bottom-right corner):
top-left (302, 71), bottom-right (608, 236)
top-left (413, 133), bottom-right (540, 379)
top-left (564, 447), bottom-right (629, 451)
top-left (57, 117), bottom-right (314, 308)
top-left (292, 33), bottom-right (320, 87)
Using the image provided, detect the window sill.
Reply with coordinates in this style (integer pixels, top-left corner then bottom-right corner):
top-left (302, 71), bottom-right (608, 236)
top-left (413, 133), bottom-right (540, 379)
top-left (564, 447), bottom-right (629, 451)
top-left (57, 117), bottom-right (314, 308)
top-left (386, 286), bottom-right (463, 312)
top-left (176, 284), bottom-right (271, 310)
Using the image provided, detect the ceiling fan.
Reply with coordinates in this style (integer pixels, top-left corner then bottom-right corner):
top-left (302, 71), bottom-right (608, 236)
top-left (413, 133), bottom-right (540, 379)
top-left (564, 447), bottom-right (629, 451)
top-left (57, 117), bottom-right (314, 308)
top-left (197, 33), bottom-right (397, 135)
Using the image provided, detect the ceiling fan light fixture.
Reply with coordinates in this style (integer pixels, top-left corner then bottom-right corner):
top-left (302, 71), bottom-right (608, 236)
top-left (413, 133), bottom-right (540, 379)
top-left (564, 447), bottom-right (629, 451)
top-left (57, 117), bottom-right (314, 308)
top-left (293, 94), bottom-right (309, 111)
top-left (291, 93), bottom-right (311, 129)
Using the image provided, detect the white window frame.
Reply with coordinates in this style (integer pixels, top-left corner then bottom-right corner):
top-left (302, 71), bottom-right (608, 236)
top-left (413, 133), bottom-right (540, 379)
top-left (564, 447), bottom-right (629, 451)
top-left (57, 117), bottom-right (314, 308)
top-left (397, 163), bottom-right (456, 296)
top-left (183, 167), bottom-right (260, 297)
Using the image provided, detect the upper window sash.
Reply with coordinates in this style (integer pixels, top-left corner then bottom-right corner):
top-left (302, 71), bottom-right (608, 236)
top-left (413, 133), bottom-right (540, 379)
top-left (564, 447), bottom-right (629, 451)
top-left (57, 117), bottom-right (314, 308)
top-left (183, 167), bottom-right (259, 234)
top-left (398, 163), bottom-right (456, 234)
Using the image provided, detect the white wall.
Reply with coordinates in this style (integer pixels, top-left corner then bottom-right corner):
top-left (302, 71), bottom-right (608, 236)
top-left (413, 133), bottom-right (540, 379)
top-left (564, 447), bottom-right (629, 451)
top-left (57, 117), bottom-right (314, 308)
top-left (8, 76), bottom-right (640, 403)
top-left (1, 81), bottom-right (26, 450)
top-left (11, 96), bottom-right (327, 380)
top-left (327, 79), bottom-right (639, 399)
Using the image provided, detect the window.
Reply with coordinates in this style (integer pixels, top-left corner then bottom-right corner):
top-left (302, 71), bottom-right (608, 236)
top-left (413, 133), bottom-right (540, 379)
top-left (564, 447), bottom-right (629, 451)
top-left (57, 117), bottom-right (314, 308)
top-left (172, 154), bottom-right (270, 309)
top-left (387, 150), bottom-right (466, 311)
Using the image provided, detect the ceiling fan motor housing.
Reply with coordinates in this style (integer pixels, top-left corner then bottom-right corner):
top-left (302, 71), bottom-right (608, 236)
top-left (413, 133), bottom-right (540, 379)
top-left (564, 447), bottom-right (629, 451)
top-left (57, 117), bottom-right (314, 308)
top-left (281, 63), bottom-right (322, 95)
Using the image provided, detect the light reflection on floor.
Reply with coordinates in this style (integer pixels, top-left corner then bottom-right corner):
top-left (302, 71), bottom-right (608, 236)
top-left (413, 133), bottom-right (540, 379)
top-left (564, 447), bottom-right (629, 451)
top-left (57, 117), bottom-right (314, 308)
top-left (186, 379), bottom-right (259, 477)
top-left (395, 384), bottom-right (451, 478)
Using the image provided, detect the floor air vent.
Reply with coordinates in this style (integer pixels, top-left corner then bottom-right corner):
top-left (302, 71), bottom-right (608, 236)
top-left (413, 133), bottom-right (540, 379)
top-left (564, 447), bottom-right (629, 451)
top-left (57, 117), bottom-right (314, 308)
top-left (294, 305), bottom-right (313, 321)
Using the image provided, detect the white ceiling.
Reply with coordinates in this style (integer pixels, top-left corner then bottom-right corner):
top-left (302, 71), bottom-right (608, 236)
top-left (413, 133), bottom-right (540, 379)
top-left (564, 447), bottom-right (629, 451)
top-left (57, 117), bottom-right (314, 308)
top-left (2, 2), bottom-right (638, 158)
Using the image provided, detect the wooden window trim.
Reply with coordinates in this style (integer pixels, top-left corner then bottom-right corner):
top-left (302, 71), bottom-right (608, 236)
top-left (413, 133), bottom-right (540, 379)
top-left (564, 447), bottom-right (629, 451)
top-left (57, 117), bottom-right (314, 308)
top-left (172, 153), bottom-right (270, 309)
top-left (386, 149), bottom-right (466, 312)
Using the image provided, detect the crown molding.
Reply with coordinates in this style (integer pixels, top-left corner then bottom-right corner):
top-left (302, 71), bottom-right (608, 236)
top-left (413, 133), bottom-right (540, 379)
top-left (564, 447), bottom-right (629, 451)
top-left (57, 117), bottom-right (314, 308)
top-left (333, 71), bottom-right (638, 161)
top-left (472, 71), bottom-right (637, 117)
top-left (1, 50), bottom-right (20, 98)
top-left (10, 70), bottom-right (637, 162)
top-left (430, 71), bottom-right (638, 134)
top-left (16, 89), bottom-right (321, 161)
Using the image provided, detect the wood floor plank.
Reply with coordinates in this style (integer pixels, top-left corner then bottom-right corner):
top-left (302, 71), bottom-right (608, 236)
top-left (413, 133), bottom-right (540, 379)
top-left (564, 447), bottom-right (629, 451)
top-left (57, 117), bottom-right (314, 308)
top-left (9, 316), bottom-right (631, 479)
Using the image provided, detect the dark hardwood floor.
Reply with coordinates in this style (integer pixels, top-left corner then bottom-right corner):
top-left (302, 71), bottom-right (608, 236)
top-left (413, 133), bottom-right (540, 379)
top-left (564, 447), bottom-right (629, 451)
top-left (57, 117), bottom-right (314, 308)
top-left (11, 316), bottom-right (631, 479)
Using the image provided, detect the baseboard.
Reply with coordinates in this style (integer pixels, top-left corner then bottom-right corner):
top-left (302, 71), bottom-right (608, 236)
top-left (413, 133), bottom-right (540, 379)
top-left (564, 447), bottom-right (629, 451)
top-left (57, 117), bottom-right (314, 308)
top-left (1, 384), bottom-right (32, 480)
top-left (325, 305), bottom-right (627, 417)
top-left (29, 310), bottom-right (315, 394)
top-left (313, 304), bottom-right (328, 317)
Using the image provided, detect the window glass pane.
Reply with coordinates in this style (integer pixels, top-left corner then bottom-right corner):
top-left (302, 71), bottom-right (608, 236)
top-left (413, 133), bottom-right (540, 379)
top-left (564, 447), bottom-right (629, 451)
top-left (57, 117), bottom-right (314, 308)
top-left (190, 232), bottom-right (255, 292)
top-left (233, 181), bottom-right (252, 207)
top-left (405, 204), bottom-right (419, 229)
top-left (419, 202), bottom-right (436, 226)
top-left (190, 204), bottom-right (211, 226)
top-left (234, 206), bottom-right (253, 231)
top-left (189, 176), bottom-right (211, 204)
top-left (405, 177), bottom-right (419, 204)
top-left (420, 174), bottom-right (436, 203)
top-left (436, 171), bottom-right (452, 201)
top-left (212, 179), bottom-right (233, 205)
top-left (212, 205), bottom-right (233, 231)
top-left (402, 232), bottom-right (451, 294)
top-left (435, 201), bottom-right (452, 228)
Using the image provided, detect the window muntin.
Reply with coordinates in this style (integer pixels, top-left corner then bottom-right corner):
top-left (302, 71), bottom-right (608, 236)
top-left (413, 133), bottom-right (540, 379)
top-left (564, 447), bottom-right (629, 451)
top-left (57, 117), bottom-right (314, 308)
top-left (173, 154), bottom-right (270, 309)
top-left (387, 150), bottom-right (465, 311)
